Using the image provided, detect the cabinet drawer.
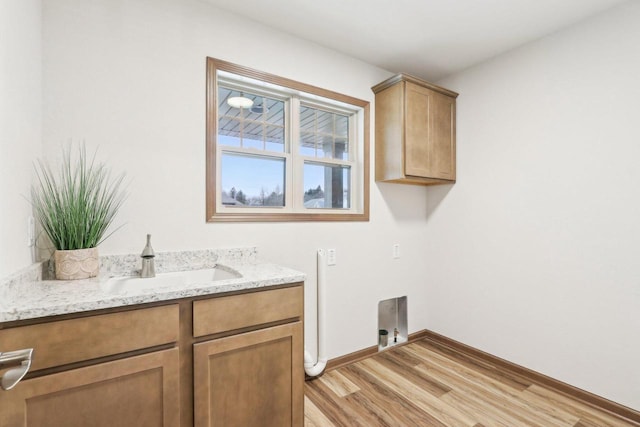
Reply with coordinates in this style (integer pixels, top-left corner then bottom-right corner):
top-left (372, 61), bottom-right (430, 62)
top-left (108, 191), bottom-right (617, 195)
top-left (193, 285), bottom-right (302, 337)
top-left (0, 304), bottom-right (179, 371)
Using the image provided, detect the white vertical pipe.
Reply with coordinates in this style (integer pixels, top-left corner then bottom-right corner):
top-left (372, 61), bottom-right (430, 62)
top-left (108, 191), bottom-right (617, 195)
top-left (304, 249), bottom-right (327, 377)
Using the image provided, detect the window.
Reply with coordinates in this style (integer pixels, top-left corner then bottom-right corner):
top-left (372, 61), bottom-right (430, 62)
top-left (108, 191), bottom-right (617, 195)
top-left (206, 58), bottom-right (370, 222)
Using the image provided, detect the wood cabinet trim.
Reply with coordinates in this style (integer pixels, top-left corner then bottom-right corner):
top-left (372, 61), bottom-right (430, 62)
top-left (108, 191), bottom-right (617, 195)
top-left (372, 73), bottom-right (459, 98)
top-left (193, 285), bottom-right (303, 337)
top-left (0, 304), bottom-right (179, 372)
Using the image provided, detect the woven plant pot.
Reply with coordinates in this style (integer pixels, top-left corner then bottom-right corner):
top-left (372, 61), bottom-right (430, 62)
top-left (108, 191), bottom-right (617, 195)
top-left (54, 247), bottom-right (99, 280)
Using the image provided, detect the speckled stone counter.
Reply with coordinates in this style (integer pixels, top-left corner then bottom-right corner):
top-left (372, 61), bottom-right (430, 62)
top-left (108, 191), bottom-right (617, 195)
top-left (0, 247), bottom-right (305, 322)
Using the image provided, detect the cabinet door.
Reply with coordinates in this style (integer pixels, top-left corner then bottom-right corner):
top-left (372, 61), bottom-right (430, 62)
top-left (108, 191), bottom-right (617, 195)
top-left (429, 89), bottom-right (456, 180)
top-left (0, 348), bottom-right (180, 427)
top-left (405, 82), bottom-right (456, 180)
top-left (194, 322), bottom-right (303, 427)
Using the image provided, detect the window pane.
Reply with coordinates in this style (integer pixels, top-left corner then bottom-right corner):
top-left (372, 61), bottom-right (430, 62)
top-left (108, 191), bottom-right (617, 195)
top-left (218, 133), bottom-right (241, 147)
top-left (300, 132), bottom-right (316, 156)
top-left (242, 135), bottom-right (263, 150)
top-left (335, 138), bottom-right (348, 160)
top-left (265, 124), bottom-right (284, 152)
top-left (265, 98), bottom-right (285, 126)
top-left (218, 118), bottom-right (242, 147)
top-left (303, 162), bottom-right (350, 209)
top-left (335, 115), bottom-right (348, 138)
top-left (298, 105), bottom-right (350, 161)
top-left (300, 106), bottom-right (315, 132)
top-left (218, 86), bottom-right (285, 153)
top-left (242, 120), bottom-right (264, 150)
top-left (318, 135), bottom-right (332, 158)
top-left (221, 153), bottom-right (285, 207)
top-left (316, 110), bottom-right (333, 134)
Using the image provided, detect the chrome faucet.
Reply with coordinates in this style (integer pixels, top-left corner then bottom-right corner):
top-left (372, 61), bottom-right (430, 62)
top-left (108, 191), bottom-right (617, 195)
top-left (140, 234), bottom-right (155, 278)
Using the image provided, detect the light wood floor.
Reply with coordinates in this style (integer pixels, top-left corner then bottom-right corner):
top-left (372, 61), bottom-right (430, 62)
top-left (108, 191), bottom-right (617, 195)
top-left (304, 339), bottom-right (638, 427)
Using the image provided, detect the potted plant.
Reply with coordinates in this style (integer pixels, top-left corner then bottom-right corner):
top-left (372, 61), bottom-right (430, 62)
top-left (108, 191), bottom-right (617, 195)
top-left (31, 144), bottom-right (126, 280)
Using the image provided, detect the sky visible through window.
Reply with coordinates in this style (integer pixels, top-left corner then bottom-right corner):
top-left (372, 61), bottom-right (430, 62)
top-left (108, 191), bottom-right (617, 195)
top-left (220, 143), bottom-right (325, 203)
top-left (220, 149), bottom-right (349, 208)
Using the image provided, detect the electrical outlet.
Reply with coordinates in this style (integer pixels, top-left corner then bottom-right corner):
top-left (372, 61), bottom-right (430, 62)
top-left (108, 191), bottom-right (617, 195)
top-left (392, 243), bottom-right (400, 259)
top-left (327, 248), bottom-right (337, 266)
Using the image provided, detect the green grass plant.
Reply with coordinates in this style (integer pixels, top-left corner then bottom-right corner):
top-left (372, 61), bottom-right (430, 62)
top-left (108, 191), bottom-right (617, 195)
top-left (31, 144), bottom-right (126, 250)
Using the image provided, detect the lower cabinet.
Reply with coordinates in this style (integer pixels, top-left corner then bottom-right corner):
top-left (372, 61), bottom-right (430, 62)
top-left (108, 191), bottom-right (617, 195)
top-left (0, 349), bottom-right (180, 427)
top-left (0, 283), bottom-right (304, 427)
top-left (193, 322), bottom-right (303, 427)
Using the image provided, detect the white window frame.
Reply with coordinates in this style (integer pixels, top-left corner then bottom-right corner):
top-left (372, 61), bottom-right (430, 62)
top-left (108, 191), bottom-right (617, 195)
top-left (206, 58), bottom-right (370, 222)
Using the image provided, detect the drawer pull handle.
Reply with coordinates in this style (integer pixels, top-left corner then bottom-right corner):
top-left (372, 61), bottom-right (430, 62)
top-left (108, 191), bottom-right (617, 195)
top-left (0, 348), bottom-right (34, 391)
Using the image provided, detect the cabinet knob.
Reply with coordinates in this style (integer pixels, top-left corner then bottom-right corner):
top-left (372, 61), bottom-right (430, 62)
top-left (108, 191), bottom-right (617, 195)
top-left (0, 348), bottom-right (34, 390)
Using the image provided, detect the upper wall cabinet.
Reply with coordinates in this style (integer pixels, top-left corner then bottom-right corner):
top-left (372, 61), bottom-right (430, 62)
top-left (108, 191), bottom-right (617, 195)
top-left (372, 74), bottom-right (458, 185)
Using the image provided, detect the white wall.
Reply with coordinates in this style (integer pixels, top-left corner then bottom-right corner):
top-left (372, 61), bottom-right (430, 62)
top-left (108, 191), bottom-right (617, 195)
top-left (434, 1), bottom-right (640, 410)
top-left (40, 0), bottom-right (430, 360)
top-left (0, 0), bottom-right (42, 278)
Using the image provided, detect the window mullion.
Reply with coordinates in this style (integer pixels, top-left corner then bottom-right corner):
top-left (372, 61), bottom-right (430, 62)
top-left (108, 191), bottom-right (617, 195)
top-left (332, 114), bottom-right (336, 160)
top-left (289, 97), bottom-right (300, 212)
top-left (350, 113), bottom-right (358, 210)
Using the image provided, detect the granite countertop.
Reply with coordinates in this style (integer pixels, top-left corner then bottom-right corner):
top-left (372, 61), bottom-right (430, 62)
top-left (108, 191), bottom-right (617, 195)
top-left (0, 247), bottom-right (306, 323)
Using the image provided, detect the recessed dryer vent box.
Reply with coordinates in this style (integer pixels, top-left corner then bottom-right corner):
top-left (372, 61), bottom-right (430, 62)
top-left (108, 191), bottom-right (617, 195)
top-left (378, 296), bottom-right (407, 351)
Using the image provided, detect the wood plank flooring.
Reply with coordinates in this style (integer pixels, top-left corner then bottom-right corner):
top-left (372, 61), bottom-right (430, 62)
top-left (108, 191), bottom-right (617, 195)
top-left (304, 339), bottom-right (638, 427)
